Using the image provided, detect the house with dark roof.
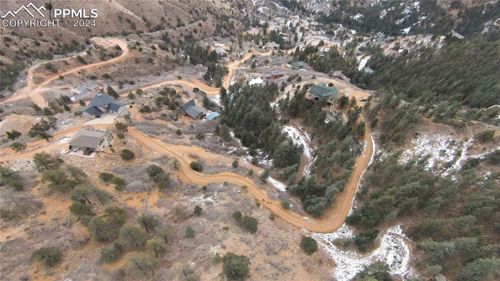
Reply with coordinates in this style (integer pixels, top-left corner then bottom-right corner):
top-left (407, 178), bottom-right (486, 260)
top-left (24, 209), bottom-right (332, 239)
top-left (263, 70), bottom-right (285, 80)
top-left (308, 83), bottom-right (339, 104)
top-left (83, 93), bottom-right (127, 118)
top-left (182, 99), bottom-right (205, 119)
top-left (69, 129), bottom-right (113, 155)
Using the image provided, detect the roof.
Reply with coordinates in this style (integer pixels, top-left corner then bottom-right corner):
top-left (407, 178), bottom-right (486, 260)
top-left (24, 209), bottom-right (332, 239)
top-left (70, 130), bottom-right (109, 149)
top-left (310, 84), bottom-right (338, 98)
top-left (84, 93), bottom-right (124, 116)
top-left (89, 94), bottom-right (121, 108)
top-left (182, 99), bottom-right (196, 111)
top-left (206, 112), bottom-right (220, 120)
top-left (182, 99), bottom-right (204, 118)
top-left (83, 106), bottom-right (104, 117)
top-left (185, 106), bottom-right (204, 118)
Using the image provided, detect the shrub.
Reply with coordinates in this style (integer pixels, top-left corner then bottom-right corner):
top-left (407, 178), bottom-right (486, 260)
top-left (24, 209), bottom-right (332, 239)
top-left (185, 226), bottom-right (195, 238)
top-left (119, 225), bottom-right (147, 250)
top-left (281, 200), bottom-right (291, 209)
top-left (6, 130), bottom-right (21, 140)
top-left (32, 247), bottom-right (62, 267)
top-left (105, 206), bottom-right (127, 227)
top-left (300, 236), bottom-right (318, 255)
top-left (222, 252), bottom-right (250, 281)
top-left (139, 105), bottom-right (152, 113)
top-left (139, 214), bottom-right (159, 233)
top-left (194, 205), bottom-right (203, 216)
top-left (10, 142), bottom-right (26, 152)
top-left (146, 238), bottom-right (166, 258)
top-left (232, 160), bottom-right (239, 168)
top-left (115, 122), bottom-right (128, 132)
top-left (99, 172), bottom-right (115, 183)
top-left (69, 201), bottom-right (94, 218)
top-left (88, 217), bottom-right (117, 242)
top-left (100, 242), bottom-right (123, 263)
top-left (76, 55), bottom-right (86, 64)
top-left (33, 152), bottom-right (61, 172)
top-left (190, 161), bottom-right (203, 172)
top-left (126, 252), bottom-right (156, 278)
top-left (456, 258), bottom-right (500, 281)
top-left (111, 176), bottom-right (126, 191)
top-left (146, 165), bottom-right (170, 190)
top-left (0, 165), bottom-right (23, 191)
top-left (120, 149), bottom-right (135, 160)
top-left (233, 212), bottom-right (258, 234)
top-left (354, 229), bottom-right (379, 252)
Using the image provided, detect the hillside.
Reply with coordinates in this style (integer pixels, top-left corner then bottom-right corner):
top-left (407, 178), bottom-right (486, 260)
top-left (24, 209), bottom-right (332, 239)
top-left (0, 1), bottom-right (498, 281)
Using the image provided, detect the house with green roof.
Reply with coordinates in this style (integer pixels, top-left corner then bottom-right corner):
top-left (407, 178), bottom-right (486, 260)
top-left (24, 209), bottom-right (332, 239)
top-left (308, 83), bottom-right (339, 104)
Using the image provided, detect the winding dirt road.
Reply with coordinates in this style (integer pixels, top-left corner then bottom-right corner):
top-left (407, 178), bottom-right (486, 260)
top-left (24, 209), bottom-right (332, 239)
top-left (0, 39), bottom-right (374, 233)
top-left (129, 122), bottom-right (373, 233)
top-left (123, 49), bottom-right (271, 96)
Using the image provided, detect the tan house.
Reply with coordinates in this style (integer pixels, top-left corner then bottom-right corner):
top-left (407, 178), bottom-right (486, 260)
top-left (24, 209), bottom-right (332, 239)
top-left (69, 129), bottom-right (113, 155)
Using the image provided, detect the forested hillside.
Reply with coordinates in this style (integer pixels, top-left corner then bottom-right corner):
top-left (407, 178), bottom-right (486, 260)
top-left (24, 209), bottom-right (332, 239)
top-left (347, 151), bottom-right (500, 280)
top-left (319, 0), bottom-right (500, 36)
top-left (280, 86), bottom-right (364, 216)
top-left (357, 32), bottom-right (500, 109)
top-left (221, 84), bottom-right (303, 169)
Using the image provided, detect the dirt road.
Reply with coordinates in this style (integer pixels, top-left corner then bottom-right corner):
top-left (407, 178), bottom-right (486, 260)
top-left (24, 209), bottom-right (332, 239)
top-left (122, 49), bottom-right (271, 96)
top-left (0, 37), bottom-right (130, 107)
top-left (223, 50), bottom-right (271, 89)
top-left (129, 120), bottom-right (373, 233)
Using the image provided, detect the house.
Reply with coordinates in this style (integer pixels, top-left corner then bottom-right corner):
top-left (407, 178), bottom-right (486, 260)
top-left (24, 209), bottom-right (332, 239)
top-left (69, 129), bottom-right (113, 155)
top-left (83, 93), bottom-right (127, 118)
top-left (206, 112), bottom-right (221, 121)
top-left (263, 70), bottom-right (285, 80)
top-left (182, 99), bottom-right (205, 119)
top-left (265, 41), bottom-right (280, 50)
top-left (308, 83), bottom-right (339, 104)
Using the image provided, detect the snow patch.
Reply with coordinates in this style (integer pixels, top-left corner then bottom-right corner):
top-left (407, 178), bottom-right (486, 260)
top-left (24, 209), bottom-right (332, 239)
top-left (249, 77), bottom-right (264, 85)
top-left (400, 133), bottom-right (458, 173)
top-left (313, 225), bottom-right (413, 281)
top-left (268, 177), bottom-right (287, 192)
top-left (189, 192), bottom-right (217, 205)
top-left (282, 126), bottom-right (312, 159)
top-left (358, 56), bottom-right (371, 71)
